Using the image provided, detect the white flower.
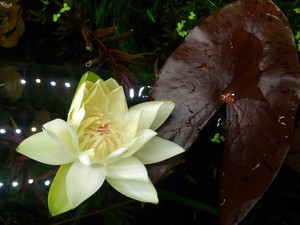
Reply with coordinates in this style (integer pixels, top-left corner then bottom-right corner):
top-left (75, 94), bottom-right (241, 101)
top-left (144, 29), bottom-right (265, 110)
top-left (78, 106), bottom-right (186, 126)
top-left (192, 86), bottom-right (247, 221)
top-left (17, 71), bottom-right (185, 216)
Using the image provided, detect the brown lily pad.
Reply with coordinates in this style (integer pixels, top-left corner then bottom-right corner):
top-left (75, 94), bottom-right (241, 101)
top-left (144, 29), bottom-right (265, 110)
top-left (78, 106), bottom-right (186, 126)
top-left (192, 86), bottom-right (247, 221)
top-left (0, 2), bottom-right (25, 48)
top-left (151, 0), bottom-right (300, 224)
top-left (0, 67), bottom-right (23, 102)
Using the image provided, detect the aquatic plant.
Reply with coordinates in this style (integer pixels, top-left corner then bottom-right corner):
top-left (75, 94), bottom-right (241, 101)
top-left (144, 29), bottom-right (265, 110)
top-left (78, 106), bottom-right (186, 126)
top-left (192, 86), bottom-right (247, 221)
top-left (0, 0), bottom-right (300, 224)
top-left (0, 0), bottom-right (25, 47)
top-left (151, 0), bottom-right (300, 224)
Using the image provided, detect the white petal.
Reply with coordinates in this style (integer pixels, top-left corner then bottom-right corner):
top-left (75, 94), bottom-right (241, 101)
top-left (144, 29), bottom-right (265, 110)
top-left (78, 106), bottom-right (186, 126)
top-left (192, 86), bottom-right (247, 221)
top-left (95, 78), bottom-right (111, 94)
top-left (129, 101), bottom-right (175, 131)
top-left (106, 157), bottom-right (148, 181)
top-left (68, 80), bottom-right (94, 121)
top-left (48, 164), bottom-right (73, 216)
top-left (43, 119), bottom-right (80, 157)
top-left (66, 160), bottom-right (106, 208)
top-left (68, 107), bottom-right (85, 132)
top-left (83, 81), bottom-right (109, 118)
top-left (78, 149), bottom-right (96, 166)
top-left (104, 77), bottom-right (120, 91)
top-left (107, 86), bottom-right (128, 122)
top-left (76, 71), bottom-right (101, 93)
top-left (123, 129), bottom-right (157, 158)
top-left (123, 109), bottom-right (142, 141)
top-left (68, 82), bottom-right (86, 122)
top-left (128, 101), bottom-right (164, 130)
top-left (149, 101), bottom-right (175, 130)
top-left (16, 130), bottom-right (74, 165)
top-left (134, 136), bottom-right (185, 164)
top-left (105, 129), bottom-right (156, 164)
top-left (150, 101), bottom-right (175, 130)
top-left (105, 146), bottom-right (130, 164)
top-left (68, 71), bottom-right (103, 120)
top-left (106, 177), bottom-right (158, 203)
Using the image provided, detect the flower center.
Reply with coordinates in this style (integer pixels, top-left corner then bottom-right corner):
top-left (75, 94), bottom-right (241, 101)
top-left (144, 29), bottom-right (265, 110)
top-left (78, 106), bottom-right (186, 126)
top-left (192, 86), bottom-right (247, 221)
top-left (97, 124), bottom-right (111, 135)
top-left (77, 113), bottom-right (124, 162)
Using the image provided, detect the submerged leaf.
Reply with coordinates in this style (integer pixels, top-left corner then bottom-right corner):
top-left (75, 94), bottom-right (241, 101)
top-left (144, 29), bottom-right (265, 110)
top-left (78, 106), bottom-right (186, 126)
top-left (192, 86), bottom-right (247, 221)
top-left (0, 67), bottom-right (23, 102)
top-left (151, 0), bottom-right (300, 224)
top-left (0, 3), bottom-right (25, 47)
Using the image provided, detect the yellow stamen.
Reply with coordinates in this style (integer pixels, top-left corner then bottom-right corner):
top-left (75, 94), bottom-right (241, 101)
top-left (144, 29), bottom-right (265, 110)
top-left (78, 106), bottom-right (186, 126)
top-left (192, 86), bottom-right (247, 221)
top-left (78, 113), bottom-right (123, 162)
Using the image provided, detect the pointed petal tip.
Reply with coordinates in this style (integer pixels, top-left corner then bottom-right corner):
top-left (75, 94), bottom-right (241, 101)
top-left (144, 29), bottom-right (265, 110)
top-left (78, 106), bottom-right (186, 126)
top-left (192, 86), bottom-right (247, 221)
top-left (150, 100), bottom-right (176, 130)
top-left (16, 130), bottom-right (74, 165)
top-left (135, 136), bottom-right (185, 164)
top-left (107, 177), bottom-right (159, 204)
top-left (49, 205), bottom-right (70, 217)
top-left (129, 100), bottom-right (175, 131)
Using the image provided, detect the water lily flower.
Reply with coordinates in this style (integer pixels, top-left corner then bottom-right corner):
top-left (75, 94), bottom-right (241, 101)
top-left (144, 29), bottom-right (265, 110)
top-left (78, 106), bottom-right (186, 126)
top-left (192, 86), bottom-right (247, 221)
top-left (17, 71), bottom-right (185, 216)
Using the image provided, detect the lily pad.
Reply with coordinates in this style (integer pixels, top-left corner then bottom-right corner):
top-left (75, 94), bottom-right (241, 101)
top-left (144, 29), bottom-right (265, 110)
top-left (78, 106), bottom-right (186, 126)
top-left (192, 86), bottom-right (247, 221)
top-left (151, 0), bottom-right (300, 224)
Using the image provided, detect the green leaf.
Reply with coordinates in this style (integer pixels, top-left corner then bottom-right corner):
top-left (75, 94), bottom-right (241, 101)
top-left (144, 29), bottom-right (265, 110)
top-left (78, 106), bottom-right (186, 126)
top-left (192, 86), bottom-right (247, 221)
top-left (188, 11), bottom-right (196, 20)
top-left (178, 31), bottom-right (187, 37)
top-left (176, 20), bottom-right (186, 32)
top-left (95, 0), bottom-right (106, 26)
top-left (53, 13), bottom-right (61, 22)
top-left (295, 31), bottom-right (300, 40)
top-left (211, 133), bottom-right (225, 144)
top-left (40, 0), bottom-right (49, 5)
top-left (147, 9), bottom-right (156, 23)
top-left (294, 8), bottom-right (300, 14)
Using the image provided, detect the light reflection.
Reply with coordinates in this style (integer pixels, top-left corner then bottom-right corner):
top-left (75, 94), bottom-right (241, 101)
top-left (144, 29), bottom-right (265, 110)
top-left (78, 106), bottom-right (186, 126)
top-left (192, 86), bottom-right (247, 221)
top-left (20, 79), bottom-right (26, 84)
top-left (217, 118), bottom-right (221, 127)
top-left (0, 128), bottom-right (6, 134)
top-left (64, 82), bottom-right (71, 88)
top-left (278, 115), bottom-right (286, 126)
top-left (220, 198), bottom-right (226, 206)
top-left (28, 179), bottom-right (34, 184)
top-left (138, 87), bottom-right (145, 97)
top-left (15, 129), bottom-right (21, 134)
top-left (0, 178), bottom-right (58, 188)
top-left (50, 81), bottom-right (56, 86)
top-left (35, 78), bottom-right (41, 84)
top-left (221, 93), bottom-right (235, 104)
top-left (251, 162), bottom-right (261, 171)
top-left (129, 88), bottom-right (134, 98)
top-left (31, 127), bottom-right (37, 132)
top-left (79, 154), bottom-right (91, 166)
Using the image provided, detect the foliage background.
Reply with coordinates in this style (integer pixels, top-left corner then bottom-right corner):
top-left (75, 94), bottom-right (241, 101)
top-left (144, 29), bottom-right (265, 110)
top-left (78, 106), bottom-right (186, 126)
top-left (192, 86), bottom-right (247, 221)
top-left (0, 0), bottom-right (300, 224)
